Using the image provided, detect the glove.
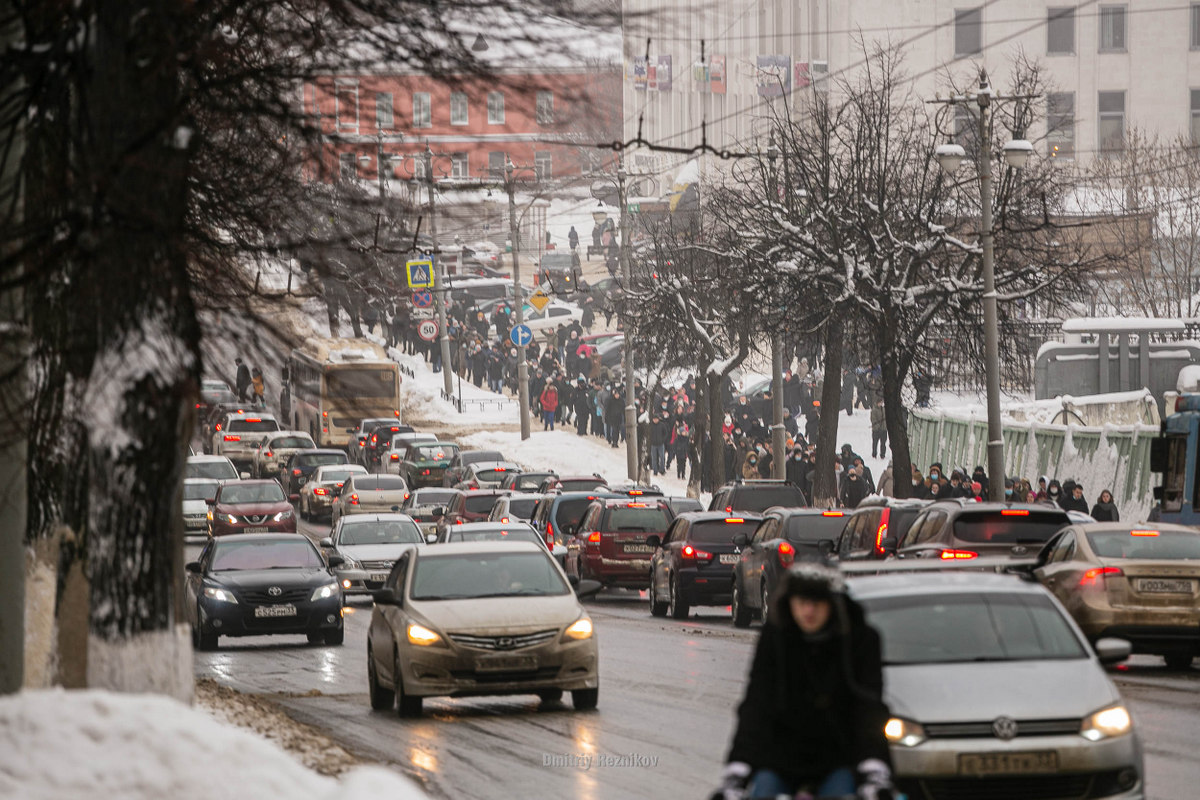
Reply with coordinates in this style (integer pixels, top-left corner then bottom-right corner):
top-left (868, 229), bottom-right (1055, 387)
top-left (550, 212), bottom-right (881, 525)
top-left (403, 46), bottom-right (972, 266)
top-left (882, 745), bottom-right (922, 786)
top-left (857, 759), bottom-right (895, 800)
top-left (708, 761), bottom-right (751, 800)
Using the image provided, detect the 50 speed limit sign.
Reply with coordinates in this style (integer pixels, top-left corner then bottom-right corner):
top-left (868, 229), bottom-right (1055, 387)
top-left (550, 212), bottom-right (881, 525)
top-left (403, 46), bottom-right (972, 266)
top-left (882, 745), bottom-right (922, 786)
top-left (417, 319), bottom-right (439, 341)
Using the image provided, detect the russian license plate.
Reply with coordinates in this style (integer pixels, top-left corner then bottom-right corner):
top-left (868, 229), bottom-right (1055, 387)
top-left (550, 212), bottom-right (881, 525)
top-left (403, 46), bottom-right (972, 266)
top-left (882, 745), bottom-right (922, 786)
top-left (1136, 578), bottom-right (1192, 594)
top-left (244, 526), bottom-right (268, 533)
top-left (369, 573), bottom-right (389, 583)
top-left (475, 655), bottom-right (537, 672)
top-left (719, 554), bottom-right (739, 565)
top-left (253, 604), bottom-right (297, 618)
top-left (624, 544), bottom-right (654, 554)
top-left (959, 751), bottom-right (1058, 776)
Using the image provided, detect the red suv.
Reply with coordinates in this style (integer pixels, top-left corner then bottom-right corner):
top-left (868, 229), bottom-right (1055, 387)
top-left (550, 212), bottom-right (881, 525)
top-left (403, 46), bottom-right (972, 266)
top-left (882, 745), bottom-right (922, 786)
top-left (569, 498), bottom-right (673, 589)
top-left (208, 480), bottom-right (296, 537)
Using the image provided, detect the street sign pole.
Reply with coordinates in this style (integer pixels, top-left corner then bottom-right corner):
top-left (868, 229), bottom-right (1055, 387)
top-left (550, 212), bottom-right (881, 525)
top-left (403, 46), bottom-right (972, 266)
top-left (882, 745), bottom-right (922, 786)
top-left (617, 155), bottom-right (639, 481)
top-left (427, 146), bottom-right (454, 397)
top-left (507, 161), bottom-right (531, 440)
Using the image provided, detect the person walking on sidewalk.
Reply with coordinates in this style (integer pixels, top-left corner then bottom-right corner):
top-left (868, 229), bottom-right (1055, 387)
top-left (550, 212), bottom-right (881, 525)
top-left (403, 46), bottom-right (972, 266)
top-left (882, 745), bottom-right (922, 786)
top-left (539, 378), bottom-right (559, 431)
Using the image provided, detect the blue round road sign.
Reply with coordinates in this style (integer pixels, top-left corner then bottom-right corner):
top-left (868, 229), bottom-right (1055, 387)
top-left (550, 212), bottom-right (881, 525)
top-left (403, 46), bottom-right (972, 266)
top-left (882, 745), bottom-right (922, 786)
top-left (411, 290), bottom-right (433, 308)
top-left (510, 324), bottom-right (533, 347)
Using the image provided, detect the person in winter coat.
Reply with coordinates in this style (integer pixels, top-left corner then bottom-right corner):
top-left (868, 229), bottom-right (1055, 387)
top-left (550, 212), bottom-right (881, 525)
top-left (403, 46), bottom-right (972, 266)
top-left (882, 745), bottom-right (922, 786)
top-left (712, 561), bottom-right (893, 800)
top-left (574, 379), bottom-right (592, 436)
top-left (1091, 489), bottom-right (1120, 521)
top-left (568, 226), bottom-right (579, 252)
top-left (785, 446), bottom-right (807, 490)
top-left (235, 357), bottom-right (251, 402)
top-left (971, 466), bottom-right (989, 498)
top-left (804, 401), bottom-right (820, 444)
top-left (1044, 479), bottom-right (1064, 507)
top-left (648, 412), bottom-right (671, 475)
top-left (757, 443), bottom-right (774, 479)
top-left (1060, 483), bottom-right (1089, 514)
top-left (539, 379), bottom-right (559, 431)
top-left (672, 418), bottom-right (691, 480)
top-left (742, 450), bottom-right (761, 481)
top-left (840, 369), bottom-right (855, 416)
top-left (604, 387), bottom-right (625, 447)
top-left (910, 467), bottom-right (929, 499)
top-left (870, 400), bottom-right (887, 459)
top-left (840, 468), bottom-right (870, 509)
top-left (876, 462), bottom-right (894, 498)
top-left (852, 457), bottom-right (875, 494)
top-left (250, 367), bottom-right (265, 407)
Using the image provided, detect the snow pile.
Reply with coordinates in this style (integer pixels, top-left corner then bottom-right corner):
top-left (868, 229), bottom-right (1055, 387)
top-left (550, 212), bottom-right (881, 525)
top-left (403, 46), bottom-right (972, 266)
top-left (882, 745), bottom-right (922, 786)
top-left (0, 689), bottom-right (428, 800)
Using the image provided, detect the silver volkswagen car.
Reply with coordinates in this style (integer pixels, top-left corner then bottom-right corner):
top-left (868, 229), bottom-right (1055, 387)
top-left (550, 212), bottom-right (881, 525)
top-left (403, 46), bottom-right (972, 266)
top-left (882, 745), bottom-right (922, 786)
top-left (320, 513), bottom-right (424, 595)
top-left (850, 571), bottom-right (1144, 800)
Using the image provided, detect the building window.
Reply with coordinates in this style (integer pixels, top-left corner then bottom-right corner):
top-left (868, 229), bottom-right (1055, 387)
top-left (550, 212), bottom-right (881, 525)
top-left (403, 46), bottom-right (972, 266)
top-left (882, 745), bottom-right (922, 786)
top-left (1098, 90), bottom-right (1125, 156)
top-left (812, 61), bottom-right (829, 92)
top-left (488, 151), bottom-right (506, 178)
top-left (450, 92), bottom-right (468, 126)
top-left (1192, 4), bottom-right (1200, 49)
top-left (451, 152), bottom-right (469, 178)
top-left (953, 104), bottom-right (976, 147)
top-left (338, 152), bottom-right (358, 180)
top-left (488, 92), bottom-right (505, 125)
top-left (954, 8), bottom-right (982, 56)
top-left (413, 93), bottom-right (431, 128)
top-left (536, 91), bottom-right (554, 124)
top-left (534, 151), bottom-right (552, 180)
top-left (1046, 8), bottom-right (1075, 55)
top-left (335, 84), bottom-right (358, 132)
top-left (1099, 5), bottom-right (1126, 51)
top-left (1047, 92), bottom-right (1075, 159)
top-left (1191, 90), bottom-right (1200, 146)
top-left (375, 92), bottom-right (393, 130)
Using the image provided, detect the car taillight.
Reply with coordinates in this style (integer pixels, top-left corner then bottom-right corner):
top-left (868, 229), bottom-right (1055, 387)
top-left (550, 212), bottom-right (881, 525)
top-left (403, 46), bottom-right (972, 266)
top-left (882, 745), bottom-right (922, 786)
top-left (245, 418), bottom-right (261, 423)
top-left (587, 532), bottom-right (601, 543)
top-left (323, 411), bottom-right (328, 418)
top-left (215, 423), bottom-right (222, 431)
top-left (224, 435), bottom-right (240, 441)
top-left (629, 490), bottom-right (643, 495)
top-left (939, 549), bottom-right (978, 560)
top-left (682, 544), bottom-right (713, 560)
top-left (394, 410), bottom-right (400, 416)
top-left (500, 517), bottom-right (510, 523)
top-left (1130, 529), bottom-right (1159, 537)
top-left (403, 493), bottom-right (410, 500)
top-left (350, 494), bottom-right (359, 504)
top-left (777, 541), bottom-right (795, 568)
top-left (293, 469), bottom-right (302, 476)
top-left (313, 488), bottom-right (328, 496)
top-left (391, 454), bottom-right (399, 461)
top-left (265, 451), bottom-right (272, 457)
top-left (627, 502), bottom-right (647, 508)
top-left (874, 509), bottom-right (890, 555)
top-left (1080, 566), bottom-right (1122, 587)
top-left (725, 506), bottom-right (732, 513)
top-left (421, 469), bottom-right (430, 475)
top-left (821, 511), bottom-right (844, 517)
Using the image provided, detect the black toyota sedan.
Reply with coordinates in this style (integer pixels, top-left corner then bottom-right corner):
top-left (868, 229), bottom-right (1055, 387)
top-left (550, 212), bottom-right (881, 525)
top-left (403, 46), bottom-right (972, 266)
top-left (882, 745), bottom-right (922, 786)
top-left (185, 533), bottom-right (345, 650)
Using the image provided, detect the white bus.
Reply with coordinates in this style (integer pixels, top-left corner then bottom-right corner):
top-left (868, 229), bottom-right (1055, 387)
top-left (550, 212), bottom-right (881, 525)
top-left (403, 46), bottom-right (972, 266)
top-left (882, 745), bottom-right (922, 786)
top-left (284, 338), bottom-right (402, 448)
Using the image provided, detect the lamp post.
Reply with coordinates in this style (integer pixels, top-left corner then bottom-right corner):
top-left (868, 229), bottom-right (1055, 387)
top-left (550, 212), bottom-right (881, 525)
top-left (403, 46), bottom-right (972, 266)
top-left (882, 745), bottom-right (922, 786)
top-left (616, 160), bottom-right (639, 481)
top-left (505, 159), bottom-right (532, 440)
top-left (933, 70), bottom-right (1034, 501)
top-left (424, 144), bottom-right (454, 398)
top-left (766, 141), bottom-right (787, 481)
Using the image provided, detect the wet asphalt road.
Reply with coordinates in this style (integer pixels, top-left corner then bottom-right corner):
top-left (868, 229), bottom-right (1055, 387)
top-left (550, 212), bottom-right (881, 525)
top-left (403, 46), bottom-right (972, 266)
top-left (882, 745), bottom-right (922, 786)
top-left (188, 515), bottom-right (1200, 800)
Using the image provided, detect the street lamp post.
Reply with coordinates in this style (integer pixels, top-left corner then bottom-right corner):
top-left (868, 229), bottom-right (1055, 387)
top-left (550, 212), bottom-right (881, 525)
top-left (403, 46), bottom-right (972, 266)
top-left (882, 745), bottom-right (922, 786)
top-left (424, 145), bottom-right (454, 398)
top-left (616, 160), bottom-right (639, 481)
top-left (505, 159), bottom-right (532, 440)
top-left (766, 141), bottom-right (787, 481)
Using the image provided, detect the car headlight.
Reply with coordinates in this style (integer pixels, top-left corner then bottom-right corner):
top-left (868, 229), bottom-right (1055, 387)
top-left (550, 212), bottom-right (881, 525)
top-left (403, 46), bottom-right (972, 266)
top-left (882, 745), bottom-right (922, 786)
top-left (225, 514), bottom-right (238, 525)
top-left (273, 509), bottom-right (294, 522)
top-left (206, 510), bottom-right (213, 521)
top-left (203, 586), bottom-right (238, 604)
top-left (310, 582), bottom-right (339, 601)
top-left (1081, 705), bottom-right (1132, 741)
top-left (406, 623), bottom-right (442, 646)
top-left (563, 616), bottom-right (594, 641)
top-left (884, 717), bottom-right (926, 747)
top-left (339, 555), bottom-right (360, 570)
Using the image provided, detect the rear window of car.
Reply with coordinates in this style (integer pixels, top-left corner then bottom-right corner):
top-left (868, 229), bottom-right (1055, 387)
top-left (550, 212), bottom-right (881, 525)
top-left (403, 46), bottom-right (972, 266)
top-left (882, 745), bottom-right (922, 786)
top-left (785, 514), bottom-right (849, 543)
top-left (319, 469), bottom-right (356, 483)
top-left (727, 486), bottom-right (806, 512)
top-left (668, 498), bottom-right (704, 515)
top-left (462, 451), bottom-right (503, 465)
top-left (1086, 529), bottom-right (1200, 560)
top-left (298, 453), bottom-right (347, 467)
top-left (186, 460), bottom-right (237, 480)
top-left (227, 418), bottom-right (280, 432)
top-left (887, 508), bottom-right (924, 542)
top-left (505, 498), bottom-right (539, 518)
top-left (952, 511), bottom-right (1069, 544)
top-left (270, 436), bottom-right (314, 449)
top-left (412, 445), bottom-right (455, 461)
top-left (448, 528), bottom-right (541, 545)
top-left (412, 489), bottom-right (456, 506)
top-left (691, 519), bottom-right (761, 544)
top-left (475, 468), bottom-right (513, 483)
top-left (354, 476), bottom-right (406, 490)
top-left (560, 479), bottom-right (608, 492)
top-left (464, 495), bottom-right (499, 513)
top-left (861, 592), bottom-right (1086, 665)
top-left (516, 474), bottom-right (548, 490)
top-left (554, 498), bottom-right (597, 534)
top-left (602, 506), bottom-right (672, 532)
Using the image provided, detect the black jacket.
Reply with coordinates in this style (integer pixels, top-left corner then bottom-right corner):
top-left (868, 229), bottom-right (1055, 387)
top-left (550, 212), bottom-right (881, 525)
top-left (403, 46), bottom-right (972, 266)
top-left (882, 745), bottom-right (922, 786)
top-left (840, 476), bottom-right (870, 509)
top-left (727, 595), bottom-right (891, 783)
top-left (1059, 494), bottom-right (1089, 514)
top-left (1091, 501), bottom-right (1119, 522)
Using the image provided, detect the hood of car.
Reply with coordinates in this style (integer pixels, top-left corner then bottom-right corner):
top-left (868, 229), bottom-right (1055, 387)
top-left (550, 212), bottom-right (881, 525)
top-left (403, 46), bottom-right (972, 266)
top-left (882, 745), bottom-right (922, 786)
top-left (412, 594), bottom-right (583, 634)
top-left (337, 543), bottom-right (415, 561)
top-left (884, 659), bottom-right (1118, 723)
top-left (215, 501), bottom-right (292, 516)
top-left (208, 568), bottom-right (331, 590)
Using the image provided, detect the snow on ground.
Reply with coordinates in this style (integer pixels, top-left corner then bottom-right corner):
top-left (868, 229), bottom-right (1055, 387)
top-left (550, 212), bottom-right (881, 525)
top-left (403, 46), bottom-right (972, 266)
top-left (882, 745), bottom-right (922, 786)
top-left (0, 689), bottom-right (428, 800)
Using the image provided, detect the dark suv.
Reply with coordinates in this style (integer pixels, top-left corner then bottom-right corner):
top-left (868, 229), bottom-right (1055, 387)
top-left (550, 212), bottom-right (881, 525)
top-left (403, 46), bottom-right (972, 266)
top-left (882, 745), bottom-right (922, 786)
top-left (569, 498), bottom-right (674, 589)
top-left (897, 500), bottom-right (1072, 560)
top-left (708, 479), bottom-right (807, 514)
top-left (648, 512), bottom-right (763, 619)
top-left (282, 449), bottom-right (349, 497)
top-left (731, 508), bottom-right (851, 627)
top-left (534, 252), bottom-right (582, 295)
top-left (835, 497), bottom-right (930, 561)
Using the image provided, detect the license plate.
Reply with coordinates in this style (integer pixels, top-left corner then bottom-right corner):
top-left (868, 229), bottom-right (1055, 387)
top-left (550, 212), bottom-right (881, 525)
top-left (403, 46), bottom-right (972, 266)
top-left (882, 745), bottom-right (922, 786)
top-left (253, 604), bottom-right (297, 618)
top-left (475, 655), bottom-right (538, 672)
top-left (1136, 578), bottom-right (1193, 594)
top-left (959, 751), bottom-right (1058, 777)
top-left (244, 526), bottom-right (268, 533)
top-left (369, 573), bottom-right (389, 583)
top-left (719, 554), bottom-right (739, 564)
top-left (623, 544), bottom-right (654, 554)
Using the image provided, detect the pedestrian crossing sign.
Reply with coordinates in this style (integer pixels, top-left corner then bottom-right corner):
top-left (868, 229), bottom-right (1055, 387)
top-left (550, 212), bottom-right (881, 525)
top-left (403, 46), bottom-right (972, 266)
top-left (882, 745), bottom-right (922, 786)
top-left (406, 259), bottom-right (434, 289)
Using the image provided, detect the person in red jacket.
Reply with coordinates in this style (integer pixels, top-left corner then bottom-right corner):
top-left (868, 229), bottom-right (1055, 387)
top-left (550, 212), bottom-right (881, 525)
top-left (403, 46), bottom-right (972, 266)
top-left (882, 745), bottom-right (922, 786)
top-left (539, 378), bottom-right (559, 431)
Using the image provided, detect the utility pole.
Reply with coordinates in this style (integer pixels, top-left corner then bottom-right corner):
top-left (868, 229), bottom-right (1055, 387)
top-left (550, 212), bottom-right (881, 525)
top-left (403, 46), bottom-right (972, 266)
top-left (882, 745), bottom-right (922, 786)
top-left (506, 160), bottom-right (532, 440)
top-left (616, 157), bottom-right (639, 481)
top-left (425, 145), bottom-right (453, 397)
top-left (766, 139), bottom-right (787, 480)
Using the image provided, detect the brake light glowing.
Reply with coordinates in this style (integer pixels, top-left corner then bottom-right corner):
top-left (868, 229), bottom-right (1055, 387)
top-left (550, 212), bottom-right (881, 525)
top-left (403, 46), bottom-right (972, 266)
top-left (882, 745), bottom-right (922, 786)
top-left (822, 511), bottom-right (844, 517)
top-left (195, 403), bottom-right (201, 409)
top-left (403, 493), bottom-right (410, 501)
top-left (1130, 529), bottom-right (1160, 537)
top-left (265, 451), bottom-right (272, 457)
top-left (777, 541), bottom-right (795, 568)
top-left (874, 521), bottom-right (889, 554)
top-left (1080, 566), bottom-right (1122, 586)
top-left (391, 454), bottom-right (399, 461)
top-left (495, 467), bottom-right (506, 471)
top-left (394, 410), bottom-right (400, 416)
top-left (293, 469), bottom-right (301, 475)
top-left (587, 532), bottom-right (601, 543)
top-left (682, 544), bottom-right (713, 560)
top-left (1000, 509), bottom-right (1030, 516)
top-left (725, 517), bottom-right (744, 523)
top-left (215, 423), bottom-right (222, 431)
top-left (313, 488), bottom-right (328, 496)
top-left (629, 490), bottom-right (643, 495)
top-left (939, 549), bottom-right (978, 560)
top-left (223, 435), bottom-right (240, 441)
top-left (349, 494), bottom-right (359, 504)
top-left (245, 418), bottom-right (261, 423)
top-left (421, 469), bottom-right (430, 475)
top-left (322, 411), bottom-right (328, 417)
top-left (725, 506), bottom-right (733, 513)
top-left (500, 517), bottom-right (510, 523)
top-left (627, 502), bottom-right (648, 508)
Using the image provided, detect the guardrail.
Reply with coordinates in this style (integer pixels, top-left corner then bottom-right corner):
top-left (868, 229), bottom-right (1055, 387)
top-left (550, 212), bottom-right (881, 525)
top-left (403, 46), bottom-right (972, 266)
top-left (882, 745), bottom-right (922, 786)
top-left (441, 391), bottom-right (518, 415)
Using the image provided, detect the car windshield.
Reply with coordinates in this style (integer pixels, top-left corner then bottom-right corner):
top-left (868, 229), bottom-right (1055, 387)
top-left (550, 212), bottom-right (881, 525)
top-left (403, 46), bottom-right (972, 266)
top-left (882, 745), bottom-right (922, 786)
top-left (506, 498), bottom-right (539, 519)
top-left (603, 506), bottom-right (671, 532)
top-left (183, 481), bottom-right (220, 502)
top-left (298, 453), bottom-right (347, 468)
top-left (1086, 529), bottom-right (1200, 559)
top-left (952, 511), bottom-right (1068, 544)
top-left (465, 495), bottom-right (499, 513)
top-left (186, 460), bottom-right (237, 480)
top-left (560, 478), bottom-right (607, 491)
top-left (326, 367), bottom-right (396, 399)
top-left (227, 418), bottom-right (280, 433)
top-left (219, 483), bottom-right (286, 504)
top-left (410, 552), bottom-right (568, 599)
top-left (412, 489), bottom-right (457, 506)
top-left (448, 528), bottom-right (541, 545)
top-left (516, 474), bottom-right (547, 490)
top-left (462, 451), bottom-right (503, 465)
top-left (413, 445), bottom-right (455, 461)
top-left (692, 519), bottom-right (761, 543)
top-left (270, 436), bottom-right (314, 449)
top-left (728, 486), bottom-right (806, 512)
top-left (862, 591), bottom-right (1086, 665)
top-left (785, 514), bottom-right (849, 543)
top-left (353, 476), bottom-right (406, 490)
top-left (339, 520), bottom-right (422, 546)
top-left (210, 539), bottom-right (323, 571)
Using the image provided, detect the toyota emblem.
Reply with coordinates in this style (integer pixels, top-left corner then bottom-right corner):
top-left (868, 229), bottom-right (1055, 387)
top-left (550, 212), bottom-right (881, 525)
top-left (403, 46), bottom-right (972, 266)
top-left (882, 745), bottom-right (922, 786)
top-left (268, 586), bottom-right (282, 597)
top-left (992, 716), bottom-right (1019, 740)
top-left (496, 637), bottom-right (515, 650)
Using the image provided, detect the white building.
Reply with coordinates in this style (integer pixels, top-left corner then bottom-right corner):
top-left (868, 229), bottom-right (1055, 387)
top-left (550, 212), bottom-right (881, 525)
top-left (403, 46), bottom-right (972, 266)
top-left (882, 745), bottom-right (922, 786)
top-left (621, 1), bottom-right (1200, 182)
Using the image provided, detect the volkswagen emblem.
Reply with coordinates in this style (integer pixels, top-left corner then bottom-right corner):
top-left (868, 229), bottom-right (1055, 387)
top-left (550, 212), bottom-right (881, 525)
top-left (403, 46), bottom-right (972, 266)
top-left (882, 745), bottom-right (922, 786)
top-left (267, 586), bottom-right (283, 597)
top-left (495, 637), bottom-right (515, 650)
top-left (992, 716), bottom-right (1019, 740)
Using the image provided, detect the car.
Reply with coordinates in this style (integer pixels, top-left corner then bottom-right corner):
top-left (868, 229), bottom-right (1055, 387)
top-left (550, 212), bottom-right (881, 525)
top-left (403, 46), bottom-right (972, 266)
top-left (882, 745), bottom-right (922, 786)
top-left (664, 496), bottom-right (704, 516)
top-left (528, 490), bottom-right (623, 550)
top-left (366, 426), bottom-right (424, 471)
top-left (434, 489), bottom-right (511, 539)
top-left (708, 479), bottom-right (807, 514)
top-left (453, 461), bottom-right (523, 490)
top-left (181, 478), bottom-right (220, 538)
top-left (518, 299), bottom-right (584, 333)
top-left (379, 432), bottom-right (440, 474)
top-left (434, 520), bottom-right (568, 568)
top-left (538, 474), bottom-right (609, 494)
top-left (185, 533), bottom-right (345, 650)
top-left (835, 497), bottom-right (930, 562)
top-left (730, 508), bottom-right (852, 627)
top-left (299, 464), bottom-right (368, 521)
top-left (207, 480), bottom-right (297, 537)
top-left (533, 251), bottom-right (582, 295)
top-left (331, 474), bottom-right (410, 524)
top-left (606, 483), bottom-right (664, 498)
top-left (186, 454), bottom-right (242, 481)
top-left (394, 442), bottom-right (460, 486)
top-left (896, 500), bottom-right (1071, 560)
top-left (365, 541), bottom-right (600, 715)
top-left (568, 497), bottom-right (674, 589)
top-left (402, 487), bottom-right (462, 538)
top-left (319, 513), bottom-right (424, 595)
top-left (196, 381), bottom-right (238, 427)
top-left (251, 431), bottom-right (316, 479)
top-left (212, 411), bottom-right (282, 470)
top-left (647, 512), bottom-right (763, 619)
top-left (442, 449), bottom-right (506, 487)
top-left (498, 470), bottom-right (557, 493)
top-left (851, 571), bottom-right (1143, 800)
top-left (282, 449), bottom-right (349, 497)
top-left (487, 493), bottom-right (547, 525)
top-left (1033, 522), bottom-right (1200, 668)
top-left (591, 335), bottom-right (625, 372)
top-left (351, 417), bottom-right (401, 464)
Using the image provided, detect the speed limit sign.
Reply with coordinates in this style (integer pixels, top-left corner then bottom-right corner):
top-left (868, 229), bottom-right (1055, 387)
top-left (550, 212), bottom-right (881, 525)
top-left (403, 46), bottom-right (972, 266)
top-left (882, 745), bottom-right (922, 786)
top-left (417, 319), bottom-right (439, 341)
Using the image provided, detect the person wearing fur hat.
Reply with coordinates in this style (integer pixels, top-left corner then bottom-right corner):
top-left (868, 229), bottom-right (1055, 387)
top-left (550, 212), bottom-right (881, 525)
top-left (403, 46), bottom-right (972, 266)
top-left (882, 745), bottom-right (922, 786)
top-left (712, 560), bottom-right (893, 800)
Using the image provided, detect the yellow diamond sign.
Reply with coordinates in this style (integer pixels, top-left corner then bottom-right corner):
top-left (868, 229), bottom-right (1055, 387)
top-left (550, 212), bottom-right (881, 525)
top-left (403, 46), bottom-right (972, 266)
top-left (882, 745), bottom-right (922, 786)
top-left (528, 289), bottom-right (550, 311)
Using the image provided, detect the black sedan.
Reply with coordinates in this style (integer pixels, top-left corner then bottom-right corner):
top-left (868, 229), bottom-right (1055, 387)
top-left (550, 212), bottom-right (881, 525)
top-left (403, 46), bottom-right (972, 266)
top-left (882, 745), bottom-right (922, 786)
top-left (185, 533), bottom-right (345, 650)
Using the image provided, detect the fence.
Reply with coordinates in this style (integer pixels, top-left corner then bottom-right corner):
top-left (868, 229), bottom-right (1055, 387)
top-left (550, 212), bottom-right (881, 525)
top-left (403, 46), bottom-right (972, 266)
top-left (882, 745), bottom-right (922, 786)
top-left (907, 407), bottom-right (1157, 521)
top-left (441, 390), bottom-right (518, 415)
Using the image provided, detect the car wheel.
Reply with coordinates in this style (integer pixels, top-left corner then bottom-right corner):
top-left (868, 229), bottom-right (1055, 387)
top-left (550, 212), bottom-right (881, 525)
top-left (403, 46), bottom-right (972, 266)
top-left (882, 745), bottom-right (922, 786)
top-left (325, 627), bottom-right (344, 646)
top-left (668, 574), bottom-right (689, 620)
top-left (571, 687), bottom-right (598, 711)
top-left (537, 689), bottom-right (563, 705)
top-left (761, 583), bottom-right (771, 624)
top-left (1164, 653), bottom-right (1194, 670)
top-left (648, 573), bottom-right (668, 617)
top-left (395, 651), bottom-right (423, 717)
top-left (367, 645), bottom-right (395, 710)
top-left (731, 581), bottom-right (751, 628)
top-left (197, 630), bottom-right (218, 652)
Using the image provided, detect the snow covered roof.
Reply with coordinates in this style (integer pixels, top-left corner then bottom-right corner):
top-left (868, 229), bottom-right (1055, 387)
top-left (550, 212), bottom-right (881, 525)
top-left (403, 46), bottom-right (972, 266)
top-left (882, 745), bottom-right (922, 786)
top-left (1061, 317), bottom-right (1186, 333)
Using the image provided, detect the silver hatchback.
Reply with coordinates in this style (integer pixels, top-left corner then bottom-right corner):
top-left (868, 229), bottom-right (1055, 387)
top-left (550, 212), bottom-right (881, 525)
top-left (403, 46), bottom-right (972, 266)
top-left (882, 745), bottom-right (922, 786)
top-left (850, 572), bottom-right (1144, 800)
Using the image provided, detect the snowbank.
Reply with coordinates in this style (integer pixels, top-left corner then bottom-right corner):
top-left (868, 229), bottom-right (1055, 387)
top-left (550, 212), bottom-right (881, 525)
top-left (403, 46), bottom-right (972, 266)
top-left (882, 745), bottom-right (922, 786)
top-left (0, 689), bottom-right (427, 800)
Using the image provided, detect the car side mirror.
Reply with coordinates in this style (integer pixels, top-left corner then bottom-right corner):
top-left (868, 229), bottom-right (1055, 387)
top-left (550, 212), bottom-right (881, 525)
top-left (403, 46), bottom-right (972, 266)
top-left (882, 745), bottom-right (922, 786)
top-left (239, 471), bottom-right (250, 480)
top-left (880, 536), bottom-right (898, 555)
top-left (371, 588), bottom-right (400, 606)
top-left (319, 537), bottom-right (334, 548)
top-left (645, 534), bottom-right (662, 549)
top-left (425, 532), bottom-right (438, 544)
top-left (289, 494), bottom-right (300, 503)
top-left (732, 532), bottom-right (749, 547)
top-left (431, 507), bottom-right (444, 519)
top-left (185, 561), bottom-right (201, 574)
top-left (575, 579), bottom-right (603, 600)
top-left (326, 554), bottom-right (345, 568)
top-left (817, 539), bottom-right (835, 556)
top-left (1094, 637), bottom-right (1132, 665)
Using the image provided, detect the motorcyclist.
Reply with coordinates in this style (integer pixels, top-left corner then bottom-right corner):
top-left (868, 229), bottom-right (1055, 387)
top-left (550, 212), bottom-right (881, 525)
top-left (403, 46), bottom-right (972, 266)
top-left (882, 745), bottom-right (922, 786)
top-left (712, 560), bottom-right (895, 800)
